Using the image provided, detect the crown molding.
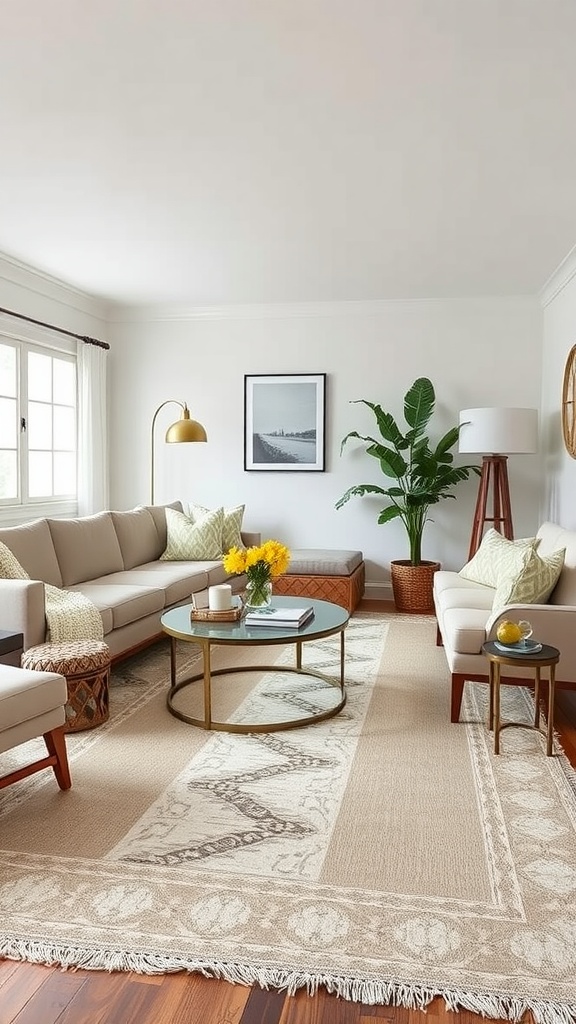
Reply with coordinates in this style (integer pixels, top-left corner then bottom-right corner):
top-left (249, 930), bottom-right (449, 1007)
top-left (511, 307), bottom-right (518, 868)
top-left (540, 244), bottom-right (576, 308)
top-left (105, 294), bottom-right (527, 324)
top-left (0, 250), bottom-right (107, 322)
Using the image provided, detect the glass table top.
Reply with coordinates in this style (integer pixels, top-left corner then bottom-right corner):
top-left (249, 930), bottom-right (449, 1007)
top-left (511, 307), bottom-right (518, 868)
top-left (161, 595), bottom-right (349, 644)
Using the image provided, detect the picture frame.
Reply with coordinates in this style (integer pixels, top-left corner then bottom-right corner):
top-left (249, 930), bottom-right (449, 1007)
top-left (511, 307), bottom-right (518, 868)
top-left (244, 373), bottom-right (326, 471)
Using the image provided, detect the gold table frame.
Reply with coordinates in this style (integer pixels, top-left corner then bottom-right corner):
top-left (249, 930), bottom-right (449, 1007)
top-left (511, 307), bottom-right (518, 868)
top-left (161, 599), bottom-right (348, 734)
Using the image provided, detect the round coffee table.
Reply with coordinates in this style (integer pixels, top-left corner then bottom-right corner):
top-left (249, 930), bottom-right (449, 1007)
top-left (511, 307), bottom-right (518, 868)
top-left (161, 596), bottom-right (349, 733)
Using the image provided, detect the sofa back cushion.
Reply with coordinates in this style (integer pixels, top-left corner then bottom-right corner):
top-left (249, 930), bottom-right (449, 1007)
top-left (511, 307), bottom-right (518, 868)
top-left (144, 502), bottom-right (184, 552)
top-left (48, 512), bottom-right (124, 586)
top-left (0, 519), bottom-right (63, 587)
top-left (537, 522), bottom-right (576, 605)
top-left (111, 507), bottom-right (162, 568)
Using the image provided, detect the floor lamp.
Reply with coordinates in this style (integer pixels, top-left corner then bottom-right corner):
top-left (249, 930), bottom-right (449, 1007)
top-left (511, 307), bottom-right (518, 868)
top-left (150, 400), bottom-right (207, 504)
top-left (459, 407), bottom-right (538, 559)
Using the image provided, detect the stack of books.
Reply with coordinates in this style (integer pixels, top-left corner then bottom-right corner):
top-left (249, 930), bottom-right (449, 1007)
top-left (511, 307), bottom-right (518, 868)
top-left (244, 605), bottom-right (314, 628)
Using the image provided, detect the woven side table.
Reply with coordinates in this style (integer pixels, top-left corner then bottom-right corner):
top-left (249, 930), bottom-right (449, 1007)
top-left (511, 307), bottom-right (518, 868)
top-left (22, 639), bottom-right (111, 733)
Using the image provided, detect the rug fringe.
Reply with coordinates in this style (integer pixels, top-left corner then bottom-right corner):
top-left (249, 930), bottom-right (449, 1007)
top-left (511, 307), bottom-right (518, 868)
top-left (2, 939), bottom-right (576, 1024)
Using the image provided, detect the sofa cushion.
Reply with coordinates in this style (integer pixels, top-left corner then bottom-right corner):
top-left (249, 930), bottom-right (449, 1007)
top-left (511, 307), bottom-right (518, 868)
top-left (160, 507), bottom-right (224, 561)
top-left (537, 522), bottom-right (576, 606)
top-left (433, 570), bottom-right (490, 598)
top-left (111, 507), bottom-right (162, 569)
top-left (91, 565), bottom-right (211, 608)
top-left (0, 519), bottom-right (63, 587)
top-left (492, 546), bottom-right (566, 613)
top-left (189, 503), bottom-right (245, 553)
top-left (48, 513), bottom-right (125, 587)
top-left (144, 502), bottom-right (184, 551)
top-left (458, 528), bottom-right (536, 589)
top-left (68, 581), bottom-right (163, 630)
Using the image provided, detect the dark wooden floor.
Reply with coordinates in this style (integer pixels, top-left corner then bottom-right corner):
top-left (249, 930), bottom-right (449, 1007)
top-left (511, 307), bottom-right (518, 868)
top-left (2, 602), bottom-right (576, 1024)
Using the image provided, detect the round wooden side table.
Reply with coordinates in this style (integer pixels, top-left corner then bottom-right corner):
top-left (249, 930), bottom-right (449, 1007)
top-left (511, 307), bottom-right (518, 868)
top-left (482, 641), bottom-right (560, 756)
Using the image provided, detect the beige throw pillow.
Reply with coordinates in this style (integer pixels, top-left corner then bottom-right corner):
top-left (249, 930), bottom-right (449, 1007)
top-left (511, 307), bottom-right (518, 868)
top-left (491, 547), bottom-right (566, 613)
top-left (0, 541), bottom-right (29, 579)
top-left (189, 503), bottom-right (245, 553)
top-left (160, 506), bottom-right (224, 561)
top-left (459, 528), bottom-right (537, 589)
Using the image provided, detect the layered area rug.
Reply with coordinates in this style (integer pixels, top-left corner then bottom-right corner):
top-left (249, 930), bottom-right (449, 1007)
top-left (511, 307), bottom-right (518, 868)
top-left (1, 612), bottom-right (576, 1022)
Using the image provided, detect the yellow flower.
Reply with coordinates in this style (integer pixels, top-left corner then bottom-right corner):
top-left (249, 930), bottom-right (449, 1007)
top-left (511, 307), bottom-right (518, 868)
top-left (222, 546), bottom-right (247, 575)
top-left (222, 540), bottom-right (290, 578)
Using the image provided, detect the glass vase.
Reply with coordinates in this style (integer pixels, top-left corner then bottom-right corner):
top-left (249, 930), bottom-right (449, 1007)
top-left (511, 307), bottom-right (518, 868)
top-left (245, 577), bottom-right (272, 610)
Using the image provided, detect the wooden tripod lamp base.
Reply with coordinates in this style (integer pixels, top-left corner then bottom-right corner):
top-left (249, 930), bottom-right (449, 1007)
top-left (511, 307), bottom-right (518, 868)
top-left (459, 408), bottom-right (539, 561)
top-left (468, 455), bottom-right (513, 559)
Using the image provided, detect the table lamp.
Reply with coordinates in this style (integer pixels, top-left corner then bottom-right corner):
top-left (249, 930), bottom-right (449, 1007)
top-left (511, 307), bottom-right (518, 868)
top-left (458, 407), bottom-right (538, 558)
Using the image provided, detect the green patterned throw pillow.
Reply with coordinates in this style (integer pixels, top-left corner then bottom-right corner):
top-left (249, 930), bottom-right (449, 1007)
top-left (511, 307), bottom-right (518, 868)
top-left (160, 506), bottom-right (224, 561)
top-left (491, 546), bottom-right (565, 613)
top-left (459, 528), bottom-right (537, 588)
top-left (189, 503), bottom-right (245, 552)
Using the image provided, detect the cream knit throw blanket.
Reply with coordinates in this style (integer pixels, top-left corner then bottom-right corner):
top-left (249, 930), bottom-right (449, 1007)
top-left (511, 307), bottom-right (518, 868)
top-left (0, 542), bottom-right (104, 643)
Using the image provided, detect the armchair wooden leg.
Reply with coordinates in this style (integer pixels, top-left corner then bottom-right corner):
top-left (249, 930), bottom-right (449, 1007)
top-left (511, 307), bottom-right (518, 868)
top-left (451, 674), bottom-right (466, 723)
top-left (44, 726), bottom-right (72, 791)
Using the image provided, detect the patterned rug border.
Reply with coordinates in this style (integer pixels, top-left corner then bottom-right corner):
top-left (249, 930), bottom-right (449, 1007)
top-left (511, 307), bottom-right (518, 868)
top-left (2, 614), bottom-right (576, 1024)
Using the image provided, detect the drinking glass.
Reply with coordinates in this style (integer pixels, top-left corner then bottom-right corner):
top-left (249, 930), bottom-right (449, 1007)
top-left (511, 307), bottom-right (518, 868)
top-left (518, 620), bottom-right (533, 647)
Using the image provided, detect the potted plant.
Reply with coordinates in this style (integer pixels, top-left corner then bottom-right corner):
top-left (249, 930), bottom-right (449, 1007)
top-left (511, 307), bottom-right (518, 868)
top-left (336, 377), bottom-right (480, 612)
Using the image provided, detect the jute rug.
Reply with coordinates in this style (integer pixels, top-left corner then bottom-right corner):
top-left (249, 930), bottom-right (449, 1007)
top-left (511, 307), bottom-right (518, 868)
top-left (2, 612), bottom-right (576, 1022)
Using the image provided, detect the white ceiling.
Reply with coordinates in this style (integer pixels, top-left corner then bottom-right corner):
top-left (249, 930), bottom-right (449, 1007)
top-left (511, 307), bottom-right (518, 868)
top-left (1, 0), bottom-right (576, 307)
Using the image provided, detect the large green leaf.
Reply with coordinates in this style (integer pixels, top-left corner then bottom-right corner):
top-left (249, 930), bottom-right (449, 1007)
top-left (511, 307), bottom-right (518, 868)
top-left (352, 401), bottom-right (407, 449)
top-left (404, 377), bottom-right (435, 431)
top-left (378, 506), bottom-right (403, 524)
top-left (335, 483), bottom-right (388, 510)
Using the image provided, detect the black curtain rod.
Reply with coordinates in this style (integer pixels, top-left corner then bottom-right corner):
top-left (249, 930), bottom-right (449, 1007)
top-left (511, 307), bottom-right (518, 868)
top-left (0, 306), bottom-right (110, 350)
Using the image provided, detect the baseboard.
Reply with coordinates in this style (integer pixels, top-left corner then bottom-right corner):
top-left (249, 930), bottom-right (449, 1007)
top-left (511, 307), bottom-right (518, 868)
top-left (364, 581), bottom-right (394, 602)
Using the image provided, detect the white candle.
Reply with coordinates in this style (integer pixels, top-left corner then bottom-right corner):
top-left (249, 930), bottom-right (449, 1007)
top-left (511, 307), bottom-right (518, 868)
top-left (208, 584), bottom-right (232, 611)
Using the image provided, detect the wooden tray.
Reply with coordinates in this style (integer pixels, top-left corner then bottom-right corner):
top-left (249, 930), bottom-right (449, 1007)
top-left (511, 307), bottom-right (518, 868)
top-left (190, 604), bottom-right (243, 623)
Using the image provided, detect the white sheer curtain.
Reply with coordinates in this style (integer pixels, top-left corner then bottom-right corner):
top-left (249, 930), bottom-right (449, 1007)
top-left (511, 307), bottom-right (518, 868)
top-left (77, 342), bottom-right (109, 515)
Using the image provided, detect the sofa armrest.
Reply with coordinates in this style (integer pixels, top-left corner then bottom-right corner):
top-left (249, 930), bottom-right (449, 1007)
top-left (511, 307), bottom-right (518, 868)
top-left (241, 531), bottom-right (261, 547)
top-left (0, 579), bottom-right (46, 651)
top-left (487, 603), bottom-right (576, 678)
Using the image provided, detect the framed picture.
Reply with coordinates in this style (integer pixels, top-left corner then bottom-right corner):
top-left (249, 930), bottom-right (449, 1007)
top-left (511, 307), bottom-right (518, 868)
top-left (244, 373), bottom-right (326, 471)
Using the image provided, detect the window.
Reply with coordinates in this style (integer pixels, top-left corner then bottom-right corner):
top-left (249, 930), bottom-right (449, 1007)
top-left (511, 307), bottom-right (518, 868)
top-left (0, 337), bottom-right (77, 512)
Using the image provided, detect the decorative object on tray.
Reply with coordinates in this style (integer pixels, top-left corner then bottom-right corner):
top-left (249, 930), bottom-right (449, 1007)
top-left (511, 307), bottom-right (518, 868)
top-left (244, 604), bottom-right (314, 628)
top-left (223, 540), bottom-right (290, 610)
top-left (190, 594), bottom-right (243, 622)
top-left (494, 618), bottom-right (541, 653)
top-left (494, 639), bottom-right (543, 655)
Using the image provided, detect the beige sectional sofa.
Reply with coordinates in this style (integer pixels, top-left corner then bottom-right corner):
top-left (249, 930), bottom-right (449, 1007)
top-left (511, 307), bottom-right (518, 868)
top-left (0, 503), bottom-right (257, 660)
top-left (434, 522), bottom-right (576, 723)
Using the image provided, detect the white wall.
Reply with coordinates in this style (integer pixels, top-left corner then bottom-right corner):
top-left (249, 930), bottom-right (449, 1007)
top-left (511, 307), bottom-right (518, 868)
top-left (541, 247), bottom-right (576, 527)
top-left (108, 296), bottom-right (543, 598)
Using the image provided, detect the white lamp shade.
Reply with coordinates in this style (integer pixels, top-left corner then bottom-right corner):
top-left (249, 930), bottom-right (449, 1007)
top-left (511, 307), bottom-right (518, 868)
top-left (458, 407), bottom-right (538, 455)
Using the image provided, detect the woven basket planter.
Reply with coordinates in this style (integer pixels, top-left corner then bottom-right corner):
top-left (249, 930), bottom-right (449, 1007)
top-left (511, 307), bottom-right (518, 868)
top-left (390, 559), bottom-right (440, 614)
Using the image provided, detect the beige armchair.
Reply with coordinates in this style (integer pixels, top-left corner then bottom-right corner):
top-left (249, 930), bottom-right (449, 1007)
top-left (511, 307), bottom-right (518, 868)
top-left (434, 522), bottom-right (576, 722)
top-left (0, 665), bottom-right (72, 790)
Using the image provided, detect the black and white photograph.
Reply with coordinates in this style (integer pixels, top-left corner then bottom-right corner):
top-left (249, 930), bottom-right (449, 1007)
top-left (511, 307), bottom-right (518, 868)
top-left (244, 373), bottom-right (326, 471)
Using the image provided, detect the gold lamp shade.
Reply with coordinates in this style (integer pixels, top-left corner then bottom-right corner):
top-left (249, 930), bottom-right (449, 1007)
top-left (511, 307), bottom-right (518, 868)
top-left (151, 400), bottom-right (207, 503)
top-left (165, 405), bottom-right (207, 444)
